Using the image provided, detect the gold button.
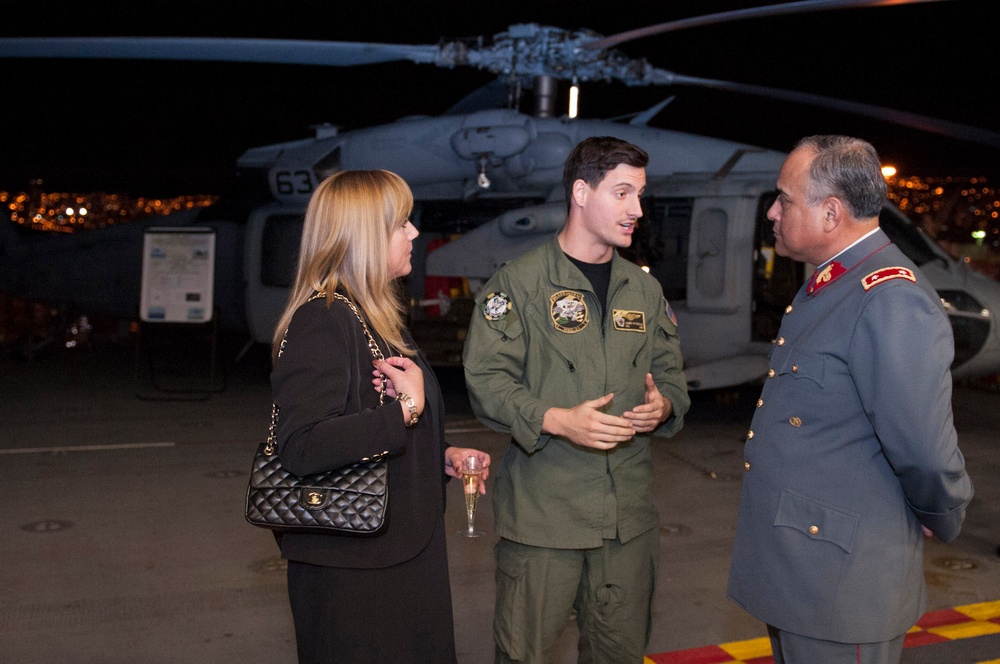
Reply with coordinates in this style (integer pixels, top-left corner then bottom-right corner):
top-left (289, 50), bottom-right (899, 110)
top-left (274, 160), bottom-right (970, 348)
top-left (791, 364), bottom-right (799, 373)
top-left (785, 305), bottom-right (793, 314)
top-left (744, 461), bottom-right (751, 471)
top-left (777, 337), bottom-right (786, 346)
top-left (747, 430), bottom-right (754, 440)
top-left (808, 525), bottom-right (819, 535)
top-left (767, 368), bottom-right (776, 378)
top-left (789, 416), bottom-right (802, 427)
top-left (756, 398), bottom-right (764, 408)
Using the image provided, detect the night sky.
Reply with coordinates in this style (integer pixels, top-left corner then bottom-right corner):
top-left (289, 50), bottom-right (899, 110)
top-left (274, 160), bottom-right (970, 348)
top-left (1, 0), bottom-right (998, 196)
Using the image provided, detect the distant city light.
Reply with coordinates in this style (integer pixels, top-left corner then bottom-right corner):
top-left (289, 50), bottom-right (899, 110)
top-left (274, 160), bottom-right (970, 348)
top-left (2, 187), bottom-right (219, 232)
top-left (881, 165), bottom-right (897, 178)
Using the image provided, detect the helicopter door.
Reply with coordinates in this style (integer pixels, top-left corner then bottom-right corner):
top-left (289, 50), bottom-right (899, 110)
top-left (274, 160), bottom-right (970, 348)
top-left (627, 197), bottom-right (692, 303)
top-left (244, 205), bottom-right (304, 344)
top-left (752, 192), bottom-right (803, 342)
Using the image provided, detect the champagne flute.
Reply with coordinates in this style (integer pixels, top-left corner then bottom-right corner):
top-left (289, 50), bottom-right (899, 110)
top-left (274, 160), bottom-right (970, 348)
top-left (458, 455), bottom-right (485, 537)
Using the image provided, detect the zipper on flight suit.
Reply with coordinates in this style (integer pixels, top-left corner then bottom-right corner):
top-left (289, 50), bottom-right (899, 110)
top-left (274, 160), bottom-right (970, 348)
top-left (601, 277), bottom-right (632, 473)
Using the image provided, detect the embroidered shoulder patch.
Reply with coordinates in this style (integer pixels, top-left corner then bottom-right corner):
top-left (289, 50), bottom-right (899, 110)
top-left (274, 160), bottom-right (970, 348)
top-left (550, 290), bottom-right (588, 333)
top-left (664, 298), bottom-right (678, 326)
top-left (861, 267), bottom-right (916, 291)
top-left (482, 292), bottom-right (513, 321)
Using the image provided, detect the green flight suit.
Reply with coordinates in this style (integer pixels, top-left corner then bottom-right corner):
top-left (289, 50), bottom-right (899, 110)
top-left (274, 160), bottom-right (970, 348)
top-left (464, 236), bottom-right (690, 662)
top-left (464, 235), bottom-right (690, 549)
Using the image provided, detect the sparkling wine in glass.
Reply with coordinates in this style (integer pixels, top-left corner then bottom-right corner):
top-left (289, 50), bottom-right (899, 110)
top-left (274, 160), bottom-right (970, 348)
top-left (459, 455), bottom-right (485, 537)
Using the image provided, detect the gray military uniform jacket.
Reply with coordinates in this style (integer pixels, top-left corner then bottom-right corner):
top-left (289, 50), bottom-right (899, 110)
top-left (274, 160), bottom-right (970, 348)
top-left (727, 228), bottom-right (973, 643)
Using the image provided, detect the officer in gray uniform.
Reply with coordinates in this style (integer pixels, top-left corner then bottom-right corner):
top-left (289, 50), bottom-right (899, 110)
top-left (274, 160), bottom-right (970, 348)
top-left (727, 135), bottom-right (974, 664)
top-left (464, 137), bottom-right (689, 663)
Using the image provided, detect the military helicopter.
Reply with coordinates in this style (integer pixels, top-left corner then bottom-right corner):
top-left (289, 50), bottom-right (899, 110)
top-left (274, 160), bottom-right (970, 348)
top-left (2, 0), bottom-right (1000, 389)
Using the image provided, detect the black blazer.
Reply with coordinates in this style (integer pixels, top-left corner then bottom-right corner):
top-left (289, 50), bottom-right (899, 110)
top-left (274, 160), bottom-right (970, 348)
top-left (271, 295), bottom-right (448, 567)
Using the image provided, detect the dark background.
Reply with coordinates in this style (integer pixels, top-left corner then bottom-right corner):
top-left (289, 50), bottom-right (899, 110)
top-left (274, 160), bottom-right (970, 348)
top-left (1, 0), bottom-right (997, 196)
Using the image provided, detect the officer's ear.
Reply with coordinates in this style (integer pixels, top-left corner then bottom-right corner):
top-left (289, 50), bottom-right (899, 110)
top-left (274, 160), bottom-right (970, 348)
top-left (822, 197), bottom-right (845, 232)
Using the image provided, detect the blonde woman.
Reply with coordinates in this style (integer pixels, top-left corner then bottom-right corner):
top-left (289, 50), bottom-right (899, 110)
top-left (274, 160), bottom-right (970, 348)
top-left (270, 170), bottom-right (489, 663)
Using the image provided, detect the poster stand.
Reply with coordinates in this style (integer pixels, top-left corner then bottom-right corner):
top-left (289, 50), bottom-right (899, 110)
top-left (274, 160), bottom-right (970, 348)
top-left (134, 227), bottom-right (224, 400)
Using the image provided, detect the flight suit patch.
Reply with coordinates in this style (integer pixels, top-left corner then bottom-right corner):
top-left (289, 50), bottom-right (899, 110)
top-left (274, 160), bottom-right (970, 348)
top-left (482, 292), bottom-right (513, 321)
top-left (612, 309), bottom-right (646, 333)
top-left (549, 290), bottom-right (588, 333)
top-left (664, 298), bottom-right (678, 326)
top-left (861, 267), bottom-right (916, 291)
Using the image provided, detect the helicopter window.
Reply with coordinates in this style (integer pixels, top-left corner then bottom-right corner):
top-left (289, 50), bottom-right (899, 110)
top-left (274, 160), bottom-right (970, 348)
top-left (261, 214), bottom-right (305, 288)
top-left (878, 207), bottom-right (938, 267)
top-left (694, 208), bottom-right (728, 298)
top-left (620, 197), bottom-right (691, 302)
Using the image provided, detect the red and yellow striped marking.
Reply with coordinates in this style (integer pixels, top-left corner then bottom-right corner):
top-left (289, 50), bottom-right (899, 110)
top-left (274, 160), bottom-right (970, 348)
top-left (644, 600), bottom-right (1000, 664)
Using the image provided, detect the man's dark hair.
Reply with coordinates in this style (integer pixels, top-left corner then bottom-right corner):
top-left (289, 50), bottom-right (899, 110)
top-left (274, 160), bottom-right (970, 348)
top-left (795, 135), bottom-right (887, 219)
top-left (562, 136), bottom-right (649, 206)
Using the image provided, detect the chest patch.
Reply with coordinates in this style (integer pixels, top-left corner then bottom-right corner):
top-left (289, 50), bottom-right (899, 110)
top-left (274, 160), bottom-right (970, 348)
top-left (550, 290), bottom-right (589, 333)
top-left (612, 309), bottom-right (646, 333)
top-left (861, 267), bottom-right (916, 291)
top-left (482, 291), bottom-right (513, 321)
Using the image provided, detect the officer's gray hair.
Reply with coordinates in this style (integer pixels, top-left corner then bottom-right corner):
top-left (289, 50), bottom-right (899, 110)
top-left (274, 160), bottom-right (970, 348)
top-left (796, 135), bottom-right (887, 220)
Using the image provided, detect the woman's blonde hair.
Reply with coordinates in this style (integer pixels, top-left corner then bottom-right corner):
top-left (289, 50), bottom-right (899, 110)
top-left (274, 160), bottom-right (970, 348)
top-left (271, 170), bottom-right (415, 363)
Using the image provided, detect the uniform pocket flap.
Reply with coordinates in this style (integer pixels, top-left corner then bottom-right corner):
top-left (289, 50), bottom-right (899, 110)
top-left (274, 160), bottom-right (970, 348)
top-left (778, 350), bottom-right (825, 386)
top-left (774, 489), bottom-right (859, 553)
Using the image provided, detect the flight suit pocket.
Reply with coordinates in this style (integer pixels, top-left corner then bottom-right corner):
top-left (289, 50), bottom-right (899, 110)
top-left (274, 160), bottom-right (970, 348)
top-left (494, 544), bottom-right (529, 659)
top-left (774, 489), bottom-right (859, 553)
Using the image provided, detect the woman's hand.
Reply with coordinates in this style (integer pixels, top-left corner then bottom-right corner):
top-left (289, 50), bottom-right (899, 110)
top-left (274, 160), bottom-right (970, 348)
top-left (374, 356), bottom-right (425, 424)
top-left (445, 447), bottom-right (491, 495)
top-left (371, 367), bottom-right (397, 399)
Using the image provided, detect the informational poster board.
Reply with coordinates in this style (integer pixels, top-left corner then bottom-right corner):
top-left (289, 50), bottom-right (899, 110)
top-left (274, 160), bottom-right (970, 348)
top-left (140, 227), bottom-right (216, 323)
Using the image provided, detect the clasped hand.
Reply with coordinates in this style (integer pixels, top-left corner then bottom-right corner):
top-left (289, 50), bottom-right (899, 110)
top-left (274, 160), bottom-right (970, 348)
top-left (545, 373), bottom-right (672, 450)
top-left (372, 357), bottom-right (425, 423)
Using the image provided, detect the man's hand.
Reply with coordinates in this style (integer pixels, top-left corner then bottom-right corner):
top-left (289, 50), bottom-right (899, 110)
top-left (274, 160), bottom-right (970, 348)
top-left (543, 393), bottom-right (635, 450)
top-left (623, 373), bottom-right (672, 434)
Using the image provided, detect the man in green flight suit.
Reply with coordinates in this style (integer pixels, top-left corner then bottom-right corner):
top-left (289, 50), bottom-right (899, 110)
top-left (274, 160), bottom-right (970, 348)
top-left (463, 136), bottom-right (690, 663)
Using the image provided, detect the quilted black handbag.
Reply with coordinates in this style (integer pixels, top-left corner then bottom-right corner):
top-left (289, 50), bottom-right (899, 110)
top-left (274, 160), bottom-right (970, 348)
top-left (245, 293), bottom-right (390, 535)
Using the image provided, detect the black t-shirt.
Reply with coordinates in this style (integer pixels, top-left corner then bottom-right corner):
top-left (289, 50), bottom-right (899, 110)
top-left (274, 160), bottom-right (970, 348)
top-left (566, 253), bottom-right (612, 320)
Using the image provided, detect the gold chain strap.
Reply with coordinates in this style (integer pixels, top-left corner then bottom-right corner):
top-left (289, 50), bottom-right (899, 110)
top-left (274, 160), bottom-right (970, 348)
top-left (265, 291), bottom-right (388, 456)
top-left (327, 292), bottom-right (387, 405)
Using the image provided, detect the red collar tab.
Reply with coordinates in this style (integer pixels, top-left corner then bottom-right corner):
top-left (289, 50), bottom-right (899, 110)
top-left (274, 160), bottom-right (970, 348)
top-left (861, 267), bottom-right (916, 291)
top-left (806, 261), bottom-right (846, 295)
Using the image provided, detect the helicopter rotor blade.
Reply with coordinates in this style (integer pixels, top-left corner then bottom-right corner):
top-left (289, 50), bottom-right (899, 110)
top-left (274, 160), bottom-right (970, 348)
top-left (0, 36), bottom-right (442, 67)
top-left (660, 71), bottom-right (1000, 148)
top-left (586, 0), bottom-right (950, 51)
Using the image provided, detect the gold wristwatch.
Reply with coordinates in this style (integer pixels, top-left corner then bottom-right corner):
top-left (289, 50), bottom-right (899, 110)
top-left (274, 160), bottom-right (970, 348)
top-left (396, 392), bottom-right (419, 426)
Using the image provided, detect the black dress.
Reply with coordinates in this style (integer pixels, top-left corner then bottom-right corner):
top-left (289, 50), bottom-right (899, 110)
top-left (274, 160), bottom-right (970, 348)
top-left (271, 295), bottom-right (457, 663)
